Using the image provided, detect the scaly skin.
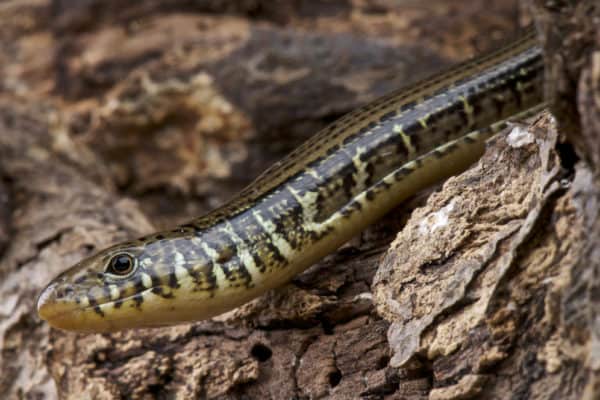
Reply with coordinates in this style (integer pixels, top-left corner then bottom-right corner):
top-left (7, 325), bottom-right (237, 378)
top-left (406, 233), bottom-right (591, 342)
top-left (37, 28), bottom-right (544, 332)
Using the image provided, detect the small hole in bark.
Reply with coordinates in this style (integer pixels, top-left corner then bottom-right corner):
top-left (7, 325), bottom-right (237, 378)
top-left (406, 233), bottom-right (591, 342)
top-left (251, 343), bottom-right (272, 362)
top-left (377, 355), bottom-right (390, 369)
top-left (329, 368), bottom-right (342, 387)
top-left (82, 244), bottom-right (95, 252)
top-left (556, 140), bottom-right (579, 174)
top-left (322, 320), bottom-right (334, 335)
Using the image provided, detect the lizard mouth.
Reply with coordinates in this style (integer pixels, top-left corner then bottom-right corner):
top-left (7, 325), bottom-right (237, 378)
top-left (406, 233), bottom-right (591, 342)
top-left (36, 282), bottom-right (84, 330)
top-left (37, 282), bottom-right (161, 332)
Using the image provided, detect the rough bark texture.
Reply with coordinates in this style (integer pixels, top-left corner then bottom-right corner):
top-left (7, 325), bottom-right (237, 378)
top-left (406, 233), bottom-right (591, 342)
top-left (530, 1), bottom-right (600, 398)
top-left (0, 0), bottom-right (596, 399)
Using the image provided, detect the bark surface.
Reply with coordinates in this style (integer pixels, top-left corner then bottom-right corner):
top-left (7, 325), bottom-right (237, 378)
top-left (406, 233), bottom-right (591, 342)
top-left (0, 1), bottom-right (596, 399)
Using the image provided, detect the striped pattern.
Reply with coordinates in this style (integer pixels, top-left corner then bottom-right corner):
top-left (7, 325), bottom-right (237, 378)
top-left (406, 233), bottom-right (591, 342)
top-left (37, 28), bottom-right (545, 332)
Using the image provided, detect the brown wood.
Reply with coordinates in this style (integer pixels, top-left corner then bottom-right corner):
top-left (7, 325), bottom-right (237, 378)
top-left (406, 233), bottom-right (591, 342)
top-left (2, 1), bottom-right (597, 399)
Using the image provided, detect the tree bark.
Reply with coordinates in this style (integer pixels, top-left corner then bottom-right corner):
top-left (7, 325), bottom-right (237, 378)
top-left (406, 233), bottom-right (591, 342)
top-left (1, 1), bottom-right (596, 399)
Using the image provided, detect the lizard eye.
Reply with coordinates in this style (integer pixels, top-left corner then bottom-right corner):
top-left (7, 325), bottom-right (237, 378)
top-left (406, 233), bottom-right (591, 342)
top-left (106, 253), bottom-right (137, 277)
